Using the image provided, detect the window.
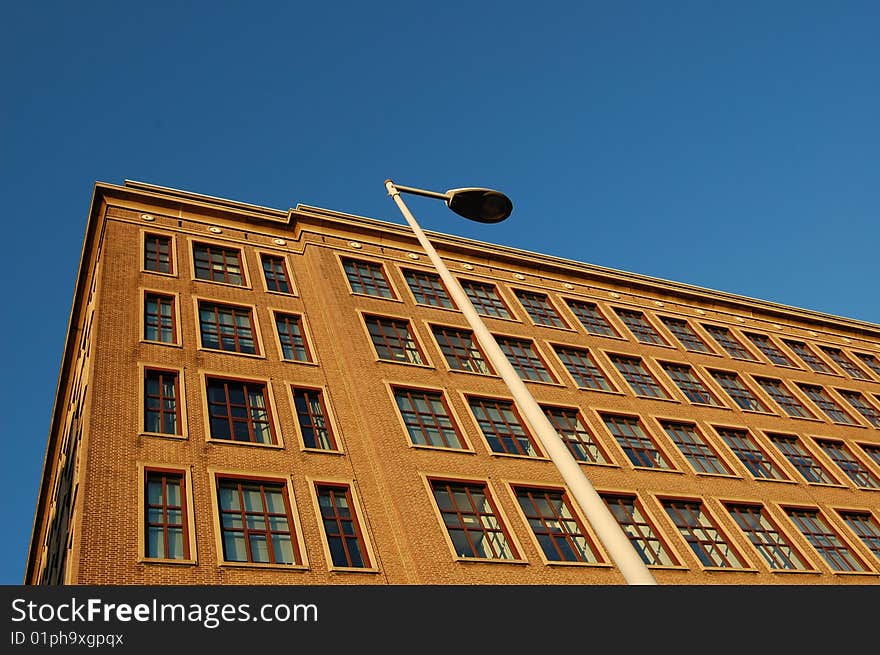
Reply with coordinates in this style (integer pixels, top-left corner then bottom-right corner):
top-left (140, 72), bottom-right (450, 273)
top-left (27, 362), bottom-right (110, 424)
top-left (274, 312), bottom-right (311, 362)
top-left (144, 470), bottom-right (189, 560)
top-left (144, 234), bottom-right (173, 274)
top-left (144, 293), bottom-right (177, 344)
top-left (198, 302), bottom-right (258, 355)
top-left (601, 413), bottom-right (672, 469)
top-left (431, 325), bottom-right (491, 374)
top-left (193, 243), bottom-right (245, 286)
top-left (315, 484), bottom-right (371, 568)
top-left (744, 332), bottom-right (795, 367)
top-left (797, 384), bottom-right (856, 425)
top-left (460, 280), bottom-right (511, 319)
top-left (783, 340), bottom-right (833, 373)
top-left (143, 369), bottom-right (181, 436)
top-left (724, 504), bottom-right (809, 571)
top-left (862, 444), bottom-right (880, 469)
top-left (601, 494), bottom-right (677, 566)
top-left (662, 500), bottom-right (744, 568)
top-left (552, 345), bottom-right (613, 391)
top-left (364, 315), bottom-right (424, 365)
top-left (614, 308), bottom-right (667, 346)
top-left (815, 439), bottom-right (880, 489)
top-left (514, 290), bottom-right (566, 328)
top-left (514, 487), bottom-right (600, 563)
top-left (393, 387), bottom-right (465, 449)
top-left (715, 427), bottom-right (787, 480)
top-left (565, 300), bottom-right (619, 337)
top-left (468, 397), bottom-right (539, 457)
top-left (660, 421), bottom-right (731, 475)
top-left (609, 354), bottom-right (671, 399)
top-left (838, 511), bottom-right (880, 563)
top-left (543, 406), bottom-right (607, 463)
top-left (837, 389), bottom-right (880, 427)
top-left (767, 434), bottom-right (836, 484)
top-left (292, 387), bottom-right (337, 450)
top-left (660, 363), bottom-right (722, 406)
top-left (709, 370), bottom-right (770, 412)
top-left (703, 325), bottom-right (757, 361)
top-left (217, 478), bottom-right (300, 565)
top-left (430, 480), bottom-right (517, 560)
top-left (660, 317), bottom-right (712, 353)
top-left (341, 258), bottom-right (395, 299)
top-left (754, 377), bottom-right (815, 419)
top-left (260, 254), bottom-right (292, 294)
top-left (785, 508), bottom-right (867, 572)
top-left (853, 352), bottom-right (880, 378)
top-left (206, 377), bottom-right (275, 445)
top-left (497, 336), bottom-right (555, 382)
top-left (402, 268), bottom-right (453, 309)
top-left (821, 346), bottom-right (871, 380)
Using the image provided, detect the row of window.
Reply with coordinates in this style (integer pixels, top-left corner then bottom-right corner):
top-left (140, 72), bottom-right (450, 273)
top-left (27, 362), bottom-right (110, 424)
top-left (143, 466), bottom-right (880, 575)
top-left (142, 366), bottom-right (880, 490)
top-left (142, 232), bottom-right (880, 385)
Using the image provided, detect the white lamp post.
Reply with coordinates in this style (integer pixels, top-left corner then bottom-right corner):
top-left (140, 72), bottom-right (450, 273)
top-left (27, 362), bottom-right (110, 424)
top-left (385, 179), bottom-right (658, 585)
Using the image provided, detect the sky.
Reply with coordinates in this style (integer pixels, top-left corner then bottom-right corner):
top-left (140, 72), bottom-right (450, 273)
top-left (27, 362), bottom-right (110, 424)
top-left (1, 1), bottom-right (878, 585)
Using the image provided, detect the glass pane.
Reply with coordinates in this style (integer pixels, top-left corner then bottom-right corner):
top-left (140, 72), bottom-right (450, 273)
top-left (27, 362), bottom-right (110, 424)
top-left (147, 527), bottom-right (164, 559)
top-left (242, 488), bottom-right (263, 512)
top-left (218, 486), bottom-right (239, 510)
top-left (223, 532), bottom-right (247, 562)
top-left (167, 528), bottom-right (184, 559)
top-left (249, 535), bottom-right (269, 563)
top-left (264, 489), bottom-right (286, 514)
top-left (273, 535), bottom-right (295, 565)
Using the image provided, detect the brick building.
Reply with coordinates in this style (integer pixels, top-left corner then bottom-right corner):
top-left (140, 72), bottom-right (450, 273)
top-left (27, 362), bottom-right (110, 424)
top-left (25, 180), bottom-right (880, 585)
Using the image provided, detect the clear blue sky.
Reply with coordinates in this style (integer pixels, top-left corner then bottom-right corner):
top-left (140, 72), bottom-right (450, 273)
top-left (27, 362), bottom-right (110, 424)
top-left (2, 1), bottom-right (878, 585)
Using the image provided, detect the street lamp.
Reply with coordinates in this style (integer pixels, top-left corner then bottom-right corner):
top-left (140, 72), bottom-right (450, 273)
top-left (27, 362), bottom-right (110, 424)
top-left (385, 179), bottom-right (658, 586)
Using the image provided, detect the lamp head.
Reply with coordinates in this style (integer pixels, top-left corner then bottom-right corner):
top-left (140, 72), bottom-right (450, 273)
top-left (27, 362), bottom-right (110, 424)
top-left (445, 187), bottom-right (513, 223)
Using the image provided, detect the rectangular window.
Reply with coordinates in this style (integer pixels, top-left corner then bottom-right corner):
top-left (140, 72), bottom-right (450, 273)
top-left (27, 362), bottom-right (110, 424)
top-left (715, 427), bottom-right (787, 480)
top-left (430, 480), bottom-right (516, 560)
top-left (497, 336), bottom-right (555, 382)
top-left (815, 439), bottom-right (880, 489)
top-left (767, 433), bottom-right (836, 485)
top-left (198, 302), bottom-right (258, 355)
top-left (783, 339), bottom-right (833, 373)
top-left (724, 503), bottom-right (809, 571)
top-left (364, 315), bottom-right (424, 365)
top-left (144, 293), bottom-right (177, 344)
top-left (744, 332), bottom-right (795, 367)
top-left (460, 280), bottom-right (511, 319)
top-left (468, 397), bottom-right (539, 457)
top-left (660, 421), bottom-right (731, 475)
top-left (206, 377), bottom-right (275, 444)
top-left (514, 487), bottom-right (600, 563)
top-left (609, 354), bottom-right (671, 399)
top-left (662, 499), bottom-right (744, 568)
top-left (402, 268), bottom-right (453, 309)
top-left (144, 369), bottom-right (181, 435)
top-left (431, 325), bottom-right (491, 374)
top-left (217, 478), bottom-right (299, 565)
top-left (552, 345), bottom-right (613, 391)
top-left (754, 377), bottom-right (815, 419)
top-left (821, 346), bottom-right (871, 380)
top-left (145, 470), bottom-right (188, 560)
top-left (660, 317), bottom-right (712, 353)
top-left (838, 511), bottom-right (880, 563)
top-left (341, 258), bottom-right (395, 298)
top-left (709, 370), bottom-right (770, 412)
top-left (393, 387), bottom-right (465, 449)
top-left (660, 363), bottom-right (722, 406)
top-left (615, 308), bottom-right (668, 346)
top-left (315, 483), bottom-right (371, 568)
top-left (703, 325), bottom-right (757, 361)
top-left (861, 444), bottom-right (880, 469)
top-left (260, 254), bottom-right (292, 294)
top-left (785, 508), bottom-right (867, 572)
top-left (274, 312), bottom-right (311, 362)
top-left (797, 384), bottom-right (856, 424)
top-left (602, 493), bottom-right (677, 566)
top-left (144, 234), bottom-right (173, 274)
top-left (565, 300), bottom-right (619, 337)
top-left (292, 387), bottom-right (337, 450)
top-left (837, 389), bottom-right (880, 427)
top-left (193, 243), bottom-right (245, 286)
top-left (853, 352), bottom-right (880, 378)
top-left (514, 290), bottom-right (567, 328)
top-left (543, 406), bottom-right (607, 463)
top-left (601, 413), bottom-right (672, 469)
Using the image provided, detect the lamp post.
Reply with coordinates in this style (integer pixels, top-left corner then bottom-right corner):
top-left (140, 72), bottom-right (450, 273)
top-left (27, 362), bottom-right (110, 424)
top-left (385, 179), bottom-right (658, 586)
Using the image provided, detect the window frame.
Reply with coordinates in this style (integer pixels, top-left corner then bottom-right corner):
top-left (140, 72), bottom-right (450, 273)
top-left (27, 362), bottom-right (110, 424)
top-left (541, 402), bottom-right (611, 465)
top-left (606, 352), bottom-right (676, 401)
top-left (711, 424), bottom-right (791, 482)
top-left (660, 497), bottom-right (750, 570)
top-left (189, 238), bottom-right (251, 289)
top-left (257, 250), bottom-right (297, 296)
top-left (287, 384), bottom-right (343, 453)
top-left (309, 477), bottom-right (378, 572)
top-left (512, 288), bottom-right (570, 330)
top-left (819, 346), bottom-right (873, 381)
top-left (138, 363), bottom-right (188, 440)
top-left (563, 298), bottom-right (622, 338)
top-left (814, 438), bottom-right (880, 490)
top-left (494, 332), bottom-right (558, 384)
top-left (550, 343), bottom-right (619, 393)
top-left (137, 463), bottom-right (197, 565)
top-left (428, 322), bottom-right (493, 375)
top-left (753, 376), bottom-right (818, 421)
top-left (701, 323), bottom-right (759, 361)
top-left (612, 307), bottom-right (671, 347)
top-left (199, 372), bottom-right (283, 449)
top-left (782, 339), bottom-right (835, 374)
top-left (457, 278), bottom-right (516, 321)
top-left (783, 505), bottom-right (870, 574)
top-left (835, 388), bottom-right (880, 428)
top-left (270, 309), bottom-right (316, 365)
top-left (141, 288), bottom-right (181, 347)
top-left (722, 502), bottom-right (813, 573)
top-left (400, 266), bottom-right (456, 310)
top-left (600, 492), bottom-right (681, 568)
top-left (765, 432), bottom-right (841, 486)
top-left (141, 230), bottom-right (177, 277)
top-left (743, 331), bottom-right (799, 368)
top-left (337, 254), bottom-right (400, 301)
top-left (707, 368), bottom-right (774, 414)
top-left (194, 296), bottom-right (265, 358)
top-left (386, 383), bottom-right (472, 452)
top-left (598, 411), bottom-right (676, 471)
top-left (796, 383), bottom-right (858, 425)
top-left (465, 393), bottom-right (544, 459)
top-left (658, 361), bottom-right (725, 407)
top-left (836, 509), bottom-right (880, 565)
top-left (656, 418), bottom-right (734, 476)
top-left (360, 311), bottom-right (431, 367)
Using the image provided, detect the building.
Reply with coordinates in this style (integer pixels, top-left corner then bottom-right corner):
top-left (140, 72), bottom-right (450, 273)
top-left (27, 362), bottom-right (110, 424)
top-left (25, 180), bottom-right (880, 585)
